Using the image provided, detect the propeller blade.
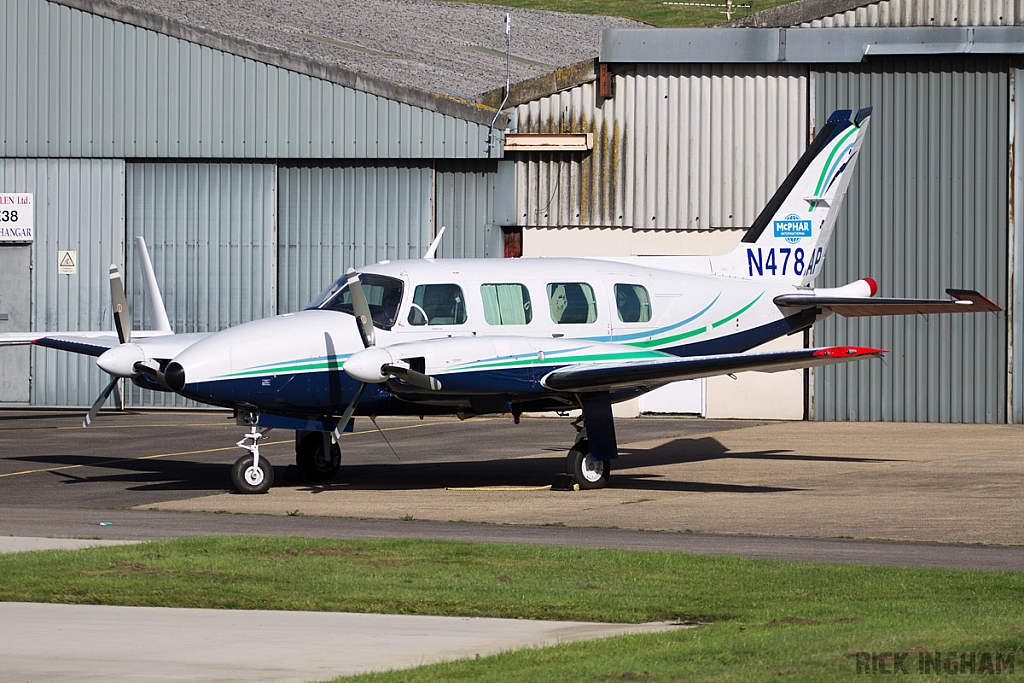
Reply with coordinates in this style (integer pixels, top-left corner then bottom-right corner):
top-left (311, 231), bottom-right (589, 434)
top-left (112, 379), bottom-right (124, 411)
top-left (346, 271), bottom-right (375, 348)
top-left (382, 363), bottom-right (442, 391)
top-left (84, 375), bottom-right (119, 428)
top-left (332, 382), bottom-right (367, 444)
top-left (109, 265), bottom-right (131, 345)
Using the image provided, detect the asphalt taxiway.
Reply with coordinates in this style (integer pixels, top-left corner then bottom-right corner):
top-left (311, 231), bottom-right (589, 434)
top-left (2, 410), bottom-right (1022, 564)
top-left (2, 410), bottom-right (1023, 682)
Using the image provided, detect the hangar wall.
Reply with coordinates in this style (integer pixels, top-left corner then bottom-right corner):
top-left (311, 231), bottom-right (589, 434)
top-left (0, 0), bottom-right (491, 159)
top-left (0, 0), bottom-right (505, 408)
top-left (278, 163), bottom-right (434, 315)
top-left (1016, 67), bottom-right (1024, 423)
top-left (521, 27), bottom-right (1020, 422)
top-left (812, 58), bottom-right (1009, 423)
top-left (512, 64), bottom-right (807, 230)
top-left (514, 62), bottom-right (810, 419)
top-left (0, 158), bottom-right (125, 408)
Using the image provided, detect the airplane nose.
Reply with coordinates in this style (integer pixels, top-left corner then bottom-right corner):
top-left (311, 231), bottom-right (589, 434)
top-left (165, 361), bottom-right (186, 392)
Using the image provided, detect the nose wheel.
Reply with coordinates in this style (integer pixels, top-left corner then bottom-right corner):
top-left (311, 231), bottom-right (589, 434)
top-left (231, 425), bottom-right (274, 494)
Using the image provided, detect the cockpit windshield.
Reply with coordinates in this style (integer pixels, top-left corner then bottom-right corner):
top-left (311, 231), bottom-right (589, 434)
top-left (306, 273), bottom-right (404, 330)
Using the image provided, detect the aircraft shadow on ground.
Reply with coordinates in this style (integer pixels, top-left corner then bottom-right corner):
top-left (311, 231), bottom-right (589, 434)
top-left (618, 436), bottom-right (904, 466)
top-left (8, 452), bottom-right (232, 493)
top-left (8, 434), bottom-right (902, 495)
top-left (293, 436), bottom-right (900, 495)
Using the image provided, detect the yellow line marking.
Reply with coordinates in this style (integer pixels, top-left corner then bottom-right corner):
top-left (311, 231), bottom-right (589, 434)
top-left (0, 420), bottom-right (452, 480)
top-left (0, 441), bottom-right (292, 479)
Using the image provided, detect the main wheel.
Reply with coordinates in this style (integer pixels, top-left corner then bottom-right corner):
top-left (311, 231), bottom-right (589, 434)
top-left (566, 439), bottom-right (611, 490)
top-left (296, 432), bottom-right (341, 481)
top-left (231, 454), bottom-right (274, 494)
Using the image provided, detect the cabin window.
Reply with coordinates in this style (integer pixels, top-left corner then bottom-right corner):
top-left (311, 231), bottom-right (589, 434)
top-left (547, 283), bottom-right (598, 324)
top-left (614, 284), bottom-right (652, 323)
top-left (308, 273), bottom-right (404, 330)
top-left (481, 283), bottom-right (532, 325)
top-left (407, 284), bottom-right (467, 326)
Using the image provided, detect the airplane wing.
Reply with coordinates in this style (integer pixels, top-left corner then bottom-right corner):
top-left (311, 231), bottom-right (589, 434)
top-left (541, 345), bottom-right (883, 393)
top-left (773, 289), bottom-right (1001, 317)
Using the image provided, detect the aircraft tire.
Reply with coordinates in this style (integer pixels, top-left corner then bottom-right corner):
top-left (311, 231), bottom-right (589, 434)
top-left (566, 440), bottom-right (610, 490)
top-left (296, 432), bottom-right (341, 482)
top-left (231, 454), bottom-right (274, 494)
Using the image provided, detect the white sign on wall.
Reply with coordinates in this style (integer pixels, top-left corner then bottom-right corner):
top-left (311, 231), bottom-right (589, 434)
top-left (0, 194), bottom-right (33, 242)
top-left (58, 250), bottom-right (77, 275)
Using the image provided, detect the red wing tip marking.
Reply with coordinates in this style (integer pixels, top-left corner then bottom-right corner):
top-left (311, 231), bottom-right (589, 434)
top-left (813, 346), bottom-right (886, 357)
top-left (863, 277), bottom-right (878, 296)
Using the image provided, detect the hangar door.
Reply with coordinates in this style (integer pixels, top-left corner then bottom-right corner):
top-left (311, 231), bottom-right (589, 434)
top-left (277, 163), bottom-right (434, 314)
top-left (812, 58), bottom-right (1008, 423)
top-left (127, 163), bottom-right (277, 407)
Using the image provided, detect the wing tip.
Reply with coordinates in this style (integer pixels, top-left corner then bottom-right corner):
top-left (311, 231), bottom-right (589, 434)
top-left (813, 346), bottom-right (887, 358)
top-left (945, 289), bottom-right (1003, 312)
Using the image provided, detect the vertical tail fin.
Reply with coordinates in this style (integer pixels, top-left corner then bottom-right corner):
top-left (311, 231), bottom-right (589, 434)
top-left (713, 107), bottom-right (872, 286)
top-left (135, 236), bottom-right (173, 333)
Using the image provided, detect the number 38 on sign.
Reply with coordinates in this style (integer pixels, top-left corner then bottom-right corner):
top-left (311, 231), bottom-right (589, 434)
top-left (0, 193), bottom-right (33, 242)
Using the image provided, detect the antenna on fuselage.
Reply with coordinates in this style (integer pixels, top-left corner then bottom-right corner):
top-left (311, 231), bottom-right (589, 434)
top-left (423, 225), bottom-right (446, 259)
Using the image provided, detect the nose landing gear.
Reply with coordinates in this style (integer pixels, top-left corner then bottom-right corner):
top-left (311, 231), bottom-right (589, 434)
top-left (231, 417), bottom-right (274, 494)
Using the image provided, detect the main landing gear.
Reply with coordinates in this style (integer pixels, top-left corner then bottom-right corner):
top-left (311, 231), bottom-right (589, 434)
top-left (295, 431), bottom-right (341, 482)
top-left (566, 413), bottom-right (612, 490)
top-left (566, 438), bottom-right (611, 489)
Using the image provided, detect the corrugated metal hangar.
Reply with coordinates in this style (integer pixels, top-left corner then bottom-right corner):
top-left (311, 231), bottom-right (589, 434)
top-left (1, 0), bottom-right (1022, 424)
top-left (506, 1), bottom-right (1024, 424)
top-left (0, 0), bottom-right (637, 409)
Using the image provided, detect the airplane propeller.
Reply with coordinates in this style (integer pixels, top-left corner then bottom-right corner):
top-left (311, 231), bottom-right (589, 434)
top-left (84, 266), bottom-right (132, 427)
top-left (89, 265), bottom-right (173, 426)
top-left (331, 271), bottom-right (441, 441)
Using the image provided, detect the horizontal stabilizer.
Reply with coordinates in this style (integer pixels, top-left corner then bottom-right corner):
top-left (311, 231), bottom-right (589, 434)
top-left (774, 289), bottom-right (1001, 317)
top-left (541, 345), bottom-right (883, 393)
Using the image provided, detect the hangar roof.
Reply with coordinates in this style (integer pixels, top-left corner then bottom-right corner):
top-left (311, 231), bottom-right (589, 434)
top-left (54, 0), bottom-right (643, 111)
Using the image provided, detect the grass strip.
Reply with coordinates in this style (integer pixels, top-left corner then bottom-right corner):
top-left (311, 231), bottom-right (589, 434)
top-left (0, 536), bottom-right (1021, 681)
top-left (445, 0), bottom-right (798, 28)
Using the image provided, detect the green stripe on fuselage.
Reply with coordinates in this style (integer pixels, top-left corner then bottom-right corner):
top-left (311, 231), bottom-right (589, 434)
top-left (631, 292), bottom-right (764, 349)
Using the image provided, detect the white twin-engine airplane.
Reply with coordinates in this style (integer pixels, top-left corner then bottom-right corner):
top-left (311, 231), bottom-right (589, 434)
top-left (0, 107), bottom-right (1001, 493)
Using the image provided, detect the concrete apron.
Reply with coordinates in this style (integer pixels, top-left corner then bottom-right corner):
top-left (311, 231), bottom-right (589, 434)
top-left (0, 602), bottom-right (676, 683)
top-left (146, 422), bottom-right (1024, 545)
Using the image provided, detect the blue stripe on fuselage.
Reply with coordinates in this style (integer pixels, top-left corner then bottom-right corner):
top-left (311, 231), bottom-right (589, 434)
top-left (179, 313), bottom-right (818, 414)
top-left (580, 293), bottom-right (722, 343)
